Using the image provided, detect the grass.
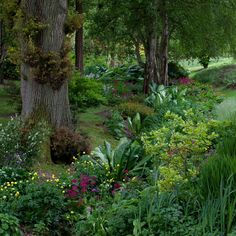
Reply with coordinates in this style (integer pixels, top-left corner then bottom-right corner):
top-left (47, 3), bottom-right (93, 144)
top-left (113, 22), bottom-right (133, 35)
top-left (0, 85), bottom-right (19, 122)
top-left (181, 57), bottom-right (235, 74)
top-left (77, 105), bottom-right (118, 149)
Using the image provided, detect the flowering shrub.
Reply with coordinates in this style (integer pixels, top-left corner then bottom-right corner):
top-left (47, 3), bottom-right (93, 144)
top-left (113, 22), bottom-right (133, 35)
top-left (179, 77), bottom-right (193, 85)
top-left (0, 119), bottom-right (48, 168)
top-left (141, 110), bottom-right (223, 191)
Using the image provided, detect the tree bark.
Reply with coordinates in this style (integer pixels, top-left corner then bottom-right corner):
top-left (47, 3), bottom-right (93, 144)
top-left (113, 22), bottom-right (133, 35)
top-left (21, 0), bottom-right (72, 128)
top-left (158, 13), bottom-right (169, 86)
top-left (143, 31), bottom-right (159, 94)
top-left (75, 0), bottom-right (84, 75)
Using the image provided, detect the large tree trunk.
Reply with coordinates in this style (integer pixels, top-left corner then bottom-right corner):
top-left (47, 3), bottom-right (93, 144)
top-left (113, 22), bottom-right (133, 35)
top-left (21, 0), bottom-right (72, 128)
top-left (158, 13), bottom-right (169, 86)
top-left (75, 0), bottom-right (84, 75)
top-left (143, 32), bottom-right (159, 94)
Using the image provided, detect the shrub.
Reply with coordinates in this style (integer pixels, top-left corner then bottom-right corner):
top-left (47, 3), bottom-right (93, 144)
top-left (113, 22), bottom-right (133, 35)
top-left (106, 110), bottom-right (125, 139)
top-left (117, 102), bottom-right (154, 119)
top-left (11, 182), bottom-right (70, 234)
top-left (198, 55), bottom-right (210, 68)
top-left (141, 110), bottom-right (222, 191)
top-left (168, 61), bottom-right (189, 80)
top-left (0, 119), bottom-right (48, 168)
top-left (50, 127), bottom-right (91, 164)
top-left (2, 57), bottom-right (20, 81)
top-left (0, 167), bottom-right (29, 185)
top-left (69, 71), bottom-right (106, 108)
top-left (0, 213), bottom-right (22, 236)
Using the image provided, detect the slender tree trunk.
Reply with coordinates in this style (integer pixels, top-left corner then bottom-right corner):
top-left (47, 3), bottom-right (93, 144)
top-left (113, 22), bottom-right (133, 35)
top-left (21, 0), bottom-right (72, 128)
top-left (143, 32), bottom-right (159, 94)
top-left (158, 13), bottom-right (169, 85)
top-left (75, 0), bottom-right (84, 75)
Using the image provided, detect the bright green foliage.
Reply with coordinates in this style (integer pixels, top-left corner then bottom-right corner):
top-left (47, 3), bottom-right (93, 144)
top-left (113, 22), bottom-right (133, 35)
top-left (142, 110), bottom-right (221, 191)
top-left (69, 72), bottom-right (106, 108)
top-left (76, 138), bottom-right (147, 183)
top-left (145, 84), bottom-right (187, 111)
top-left (0, 213), bottom-right (22, 236)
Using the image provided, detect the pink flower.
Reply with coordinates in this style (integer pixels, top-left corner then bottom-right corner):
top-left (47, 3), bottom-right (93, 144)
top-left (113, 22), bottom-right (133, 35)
top-left (179, 77), bottom-right (193, 85)
top-left (67, 190), bottom-right (77, 198)
top-left (72, 185), bottom-right (78, 191)
top-left (71, 179), bottom-right (77, 184)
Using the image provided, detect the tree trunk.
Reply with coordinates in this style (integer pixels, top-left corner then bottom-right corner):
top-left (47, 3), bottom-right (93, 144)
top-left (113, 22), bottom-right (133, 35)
top-left (158, 13), bottom-right (169, 86)
top-left (75, 0), bottom-right (84, 75)
top-left (21, 0), bottom-right (72, 128)
top-left (143, 32), bottom-right (159, 94)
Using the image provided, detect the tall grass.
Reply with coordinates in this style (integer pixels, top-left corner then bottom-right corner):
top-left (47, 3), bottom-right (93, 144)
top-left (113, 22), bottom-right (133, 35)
top-left (215, 98), bottom-right (236, 121)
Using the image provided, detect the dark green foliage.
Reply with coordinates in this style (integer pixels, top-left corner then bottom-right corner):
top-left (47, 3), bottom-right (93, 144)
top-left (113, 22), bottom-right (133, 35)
top-left (11, 182), bottom-right (70, 234)
top-left (168, 62), bottom-right (189, 80)
top-left (69, 72), bottom-right (106, 108)
top-left (106, 199), bottom-right (138, 236)
top-left (2, 57), bottom-right (20, 80)
top-left (105, 110), bottom-right (125, 139)
top-left (0, 167), bottom-right (29, 185)
top-left (198, 55), bottom-right (210, 69)
top-left (198, 155), bottom-right (236, 198)
top-left (50, 127), bottom-right (91, 164)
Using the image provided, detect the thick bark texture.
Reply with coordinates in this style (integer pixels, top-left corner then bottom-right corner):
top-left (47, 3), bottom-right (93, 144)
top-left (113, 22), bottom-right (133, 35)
top-left (75, 0), bottom-right (84, 74)
top-left (21, 0), bottom-right (72, 128)
top-left (158, 13), bottom-right (169, 86)
top-left (143, 32), bottom-right (159, 94)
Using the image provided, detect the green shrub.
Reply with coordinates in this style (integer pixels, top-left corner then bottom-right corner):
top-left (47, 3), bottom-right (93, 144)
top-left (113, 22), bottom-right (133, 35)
top-left (117, 102), bottom-right (154, 119)
top-left (0, 167), bottom-right (29, 185)
top-left (141, 110), bottom-right (222, 191)
top-left (0, 119), bottom-right (48, 168)
top-left (168, 61), bottom-right (189, 80)
top-left (50, 127), bottom-right (91, 164)
top-left (11, 182), bottom-right (70, 234)
top-left (198, 55), bottom-right (210, 68)
top-left (106, 111), bottom-right (125, 139)
top-left (0, 213), bottom-right (22, 236)
top-left (2, 57), bottom-right (20, 81)
top-left (69, 71), bottom-right (106, 108)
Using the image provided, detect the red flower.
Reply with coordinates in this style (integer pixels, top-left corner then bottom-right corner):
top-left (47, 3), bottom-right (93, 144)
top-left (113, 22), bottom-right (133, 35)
top-left (114, 183), bottom-right (121, 189)
top-left (67, 190), bottom-right (77, 198)
top-left (71, 179), bottom-right (77, 184)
